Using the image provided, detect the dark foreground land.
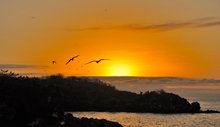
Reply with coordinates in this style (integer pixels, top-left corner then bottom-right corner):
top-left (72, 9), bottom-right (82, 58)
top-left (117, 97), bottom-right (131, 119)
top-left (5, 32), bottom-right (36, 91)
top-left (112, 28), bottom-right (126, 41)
top-left (0, 73), bottom-right (219, 127)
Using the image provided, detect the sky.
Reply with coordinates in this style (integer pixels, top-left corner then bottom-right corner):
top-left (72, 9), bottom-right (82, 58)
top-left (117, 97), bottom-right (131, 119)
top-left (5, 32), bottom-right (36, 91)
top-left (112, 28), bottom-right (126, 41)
top-left (1, 0), bottom-right (220, 78)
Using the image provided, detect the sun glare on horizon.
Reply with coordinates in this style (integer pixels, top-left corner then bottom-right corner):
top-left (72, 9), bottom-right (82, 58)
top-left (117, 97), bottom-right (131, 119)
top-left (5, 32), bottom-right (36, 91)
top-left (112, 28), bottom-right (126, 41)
top-left (108, 64), bottom-right (134, 76)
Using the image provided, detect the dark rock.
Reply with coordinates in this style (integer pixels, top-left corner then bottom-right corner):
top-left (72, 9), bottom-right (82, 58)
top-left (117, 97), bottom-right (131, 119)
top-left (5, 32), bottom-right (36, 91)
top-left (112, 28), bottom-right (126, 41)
top-left (190, 102), bottom-right (201, 113)
top-left (201, 110), bottom-right (220, 113)
top-left (64, 113), bottom-right (123, 127)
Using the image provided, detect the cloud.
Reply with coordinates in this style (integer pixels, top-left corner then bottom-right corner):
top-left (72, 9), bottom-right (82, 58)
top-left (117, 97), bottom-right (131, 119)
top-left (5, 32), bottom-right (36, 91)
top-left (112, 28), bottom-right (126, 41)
top-left (98, 77), bottom-right (220, 85)
top-left (0, 64), bottom-right (47, 69)
top-left (67, 17), bottom-right (220, 32)
top-left (119, 22), bottom-right (193, 31)
top-left (66, 27), bottom-right (103, 32)
top-left (196, 21), bottom-right (220, 28)
top-left (193, 17), bottom-right (217, 21)
top-left (165, 85), bottom-right (220, 90)
top-left (96, 77), bottom-right (220, 93)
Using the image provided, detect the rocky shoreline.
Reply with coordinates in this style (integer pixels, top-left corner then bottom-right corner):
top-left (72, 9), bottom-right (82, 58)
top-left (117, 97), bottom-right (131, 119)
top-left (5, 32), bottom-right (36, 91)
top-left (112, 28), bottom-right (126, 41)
top-left (64, 113), bottom-right (122, 127)
top-left (26, 113), bottom-right (122, 127)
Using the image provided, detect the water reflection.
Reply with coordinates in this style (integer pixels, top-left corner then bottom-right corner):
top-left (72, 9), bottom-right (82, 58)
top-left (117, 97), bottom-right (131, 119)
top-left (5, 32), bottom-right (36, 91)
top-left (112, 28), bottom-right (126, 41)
top-left (72, 112), bottom-right (220, 127)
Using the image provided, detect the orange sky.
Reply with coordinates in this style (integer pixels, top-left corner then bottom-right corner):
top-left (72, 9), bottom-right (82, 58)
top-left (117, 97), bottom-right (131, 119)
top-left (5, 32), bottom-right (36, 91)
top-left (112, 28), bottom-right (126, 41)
top-left (1, 0), bottom-right (220, 78)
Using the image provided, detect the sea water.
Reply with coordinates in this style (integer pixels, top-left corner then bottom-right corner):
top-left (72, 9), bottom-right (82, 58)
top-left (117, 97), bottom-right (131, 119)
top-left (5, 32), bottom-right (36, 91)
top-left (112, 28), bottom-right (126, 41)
top-left (72, 100), bottom-right (220, 127)
top-left (72, 111), bottom-right (220, 127)
top-left (71, 92), bottom-right (220, 127)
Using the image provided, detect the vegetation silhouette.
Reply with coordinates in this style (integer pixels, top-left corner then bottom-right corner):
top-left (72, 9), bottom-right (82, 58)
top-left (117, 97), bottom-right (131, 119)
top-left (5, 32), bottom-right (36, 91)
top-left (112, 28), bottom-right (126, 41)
top-left (0, 73), bottom-right (219, 126)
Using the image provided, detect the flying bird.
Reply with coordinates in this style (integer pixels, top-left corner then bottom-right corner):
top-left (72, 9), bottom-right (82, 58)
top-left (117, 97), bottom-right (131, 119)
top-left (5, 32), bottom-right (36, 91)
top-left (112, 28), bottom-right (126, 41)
top-left (66, 55), bottom-right (80, 65)
top-left (85, 59), bottom-right (110, 65)
top-left (52, 61), bottom-right (56, 64)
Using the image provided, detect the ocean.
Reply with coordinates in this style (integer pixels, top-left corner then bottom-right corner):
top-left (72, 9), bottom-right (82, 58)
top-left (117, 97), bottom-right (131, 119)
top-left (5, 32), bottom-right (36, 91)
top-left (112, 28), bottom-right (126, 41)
top-left (72, 77), bottom-right (220, 127)
top-left (73, 112), bottom-right (220, 127)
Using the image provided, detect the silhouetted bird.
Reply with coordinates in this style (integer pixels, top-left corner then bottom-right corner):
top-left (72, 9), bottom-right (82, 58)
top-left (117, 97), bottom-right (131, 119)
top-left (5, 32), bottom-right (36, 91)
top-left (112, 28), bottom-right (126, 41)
top-left (66, 55), bottom-right (80, 65)
top-left (52, 61), bottom-right (56, 64)
top-left (85, 59), bottom-right (110, 65)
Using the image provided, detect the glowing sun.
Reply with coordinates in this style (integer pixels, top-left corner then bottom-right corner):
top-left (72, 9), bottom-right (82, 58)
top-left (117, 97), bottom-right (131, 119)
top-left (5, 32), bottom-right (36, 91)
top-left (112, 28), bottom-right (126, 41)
top-left (109, 64), bottom-right (134, 76)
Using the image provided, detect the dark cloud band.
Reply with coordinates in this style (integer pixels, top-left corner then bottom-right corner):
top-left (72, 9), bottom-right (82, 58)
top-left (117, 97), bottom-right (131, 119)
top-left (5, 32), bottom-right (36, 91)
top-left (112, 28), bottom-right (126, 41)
top-left (0, 64), bottom-right (47, 69)
top-left (67, 17), bottom-right (220, 32)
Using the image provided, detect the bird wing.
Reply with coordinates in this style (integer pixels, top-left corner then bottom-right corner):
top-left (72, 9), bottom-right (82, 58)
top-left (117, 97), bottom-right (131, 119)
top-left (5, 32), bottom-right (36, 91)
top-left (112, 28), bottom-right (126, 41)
top-left (65, 59), bottom-right (72, 65)
top-left (100, 59), bottom-right (110, 61)
top-left (73, 55), bottom-right (80, 59)
top-left (66, 55), bottom-right (79, 65)
top-left (85, 60), bottom-right (96, 65)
